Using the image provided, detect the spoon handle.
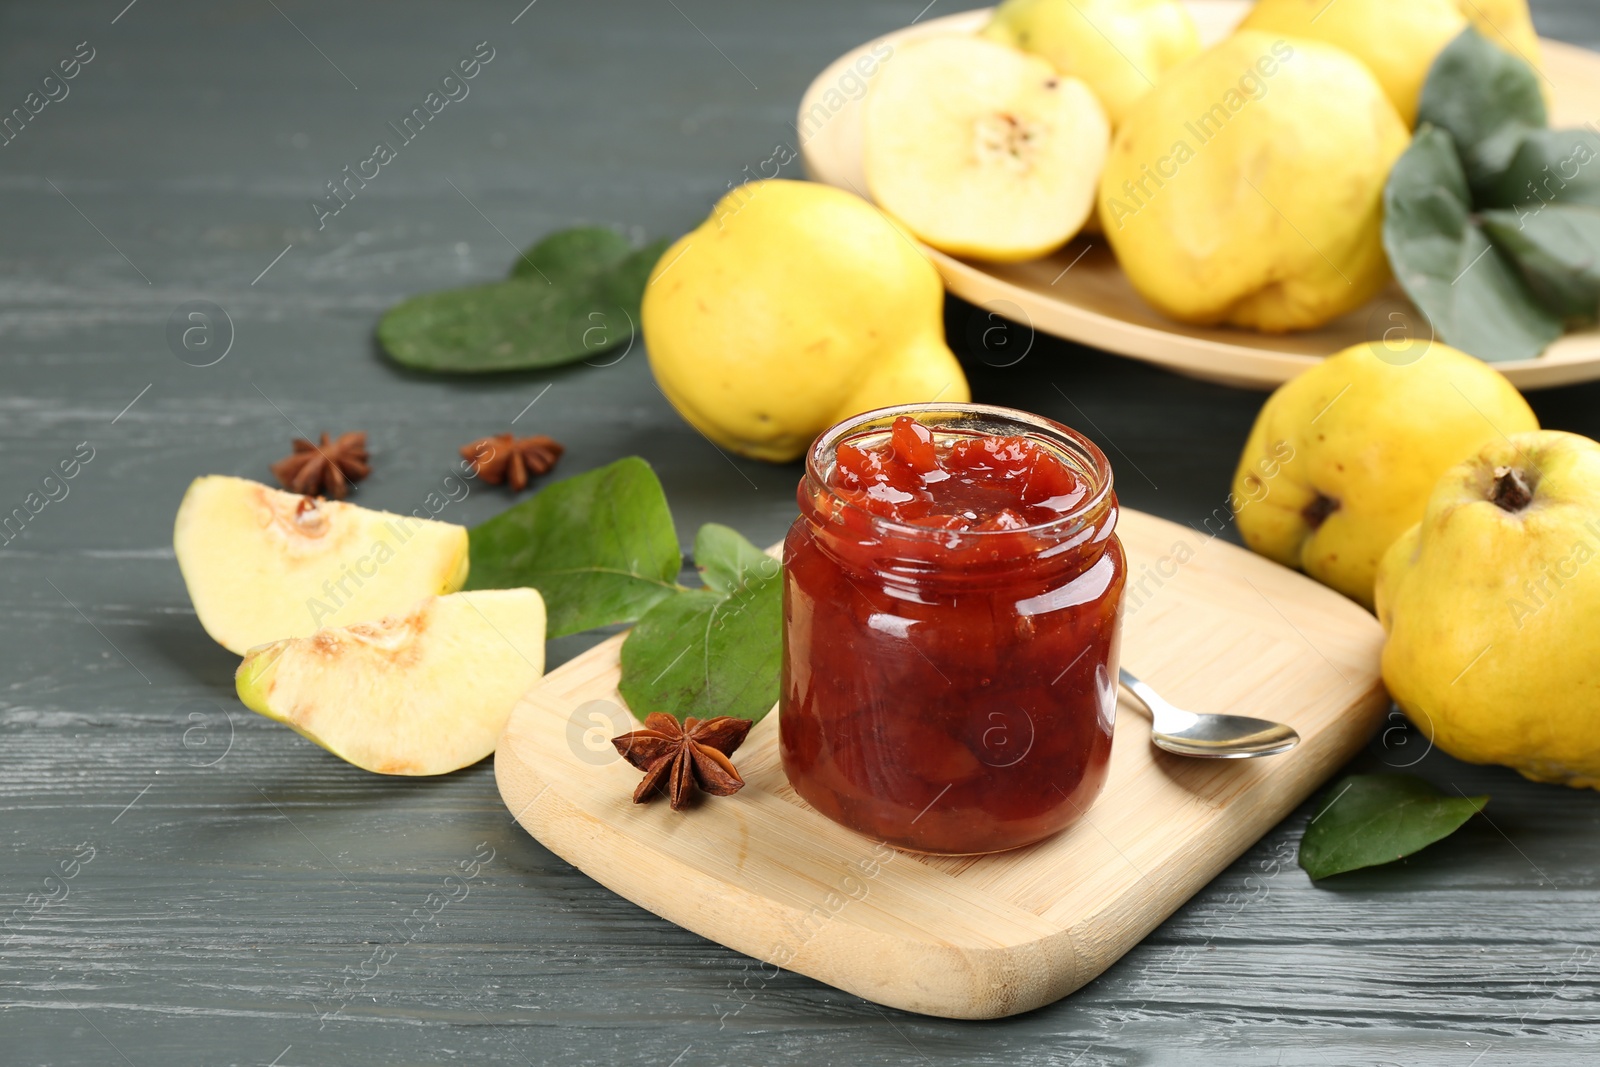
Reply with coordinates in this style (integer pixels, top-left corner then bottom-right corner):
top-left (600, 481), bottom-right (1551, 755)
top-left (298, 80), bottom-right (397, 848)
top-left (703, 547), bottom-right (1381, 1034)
top-left (1117, 668), bottom-right (1170, 722)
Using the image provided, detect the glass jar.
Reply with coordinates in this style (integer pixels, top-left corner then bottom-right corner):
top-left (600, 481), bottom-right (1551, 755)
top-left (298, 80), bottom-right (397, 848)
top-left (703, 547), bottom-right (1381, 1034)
top-left (779, 403), bottom-right (1126, 855)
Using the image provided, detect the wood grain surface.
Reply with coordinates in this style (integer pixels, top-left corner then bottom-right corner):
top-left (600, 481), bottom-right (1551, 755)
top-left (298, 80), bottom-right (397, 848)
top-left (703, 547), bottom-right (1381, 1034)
top-left (3, 1), bottom-right (1599, 1064)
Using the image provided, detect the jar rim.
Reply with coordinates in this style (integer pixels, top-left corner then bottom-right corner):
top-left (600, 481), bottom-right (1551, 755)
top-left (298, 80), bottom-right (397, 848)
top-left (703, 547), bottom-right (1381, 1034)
top-left (803, 402), bottom-right (1116, 542)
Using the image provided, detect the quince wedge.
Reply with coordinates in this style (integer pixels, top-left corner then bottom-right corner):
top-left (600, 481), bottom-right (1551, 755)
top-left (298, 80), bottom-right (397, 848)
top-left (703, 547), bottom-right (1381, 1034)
top-left (236, 589), bottom-right (546, 775)
top-left (1099, 32), bottom-right (1408, 332)
top-left (982, 0), bottom-right (1201, 127)
top-left (174, 476), bottom-right (469, 655)
top-left (642, 180), bottom-right (968, 463)
top-left (1376, 431), bottom-right (1600, 788)
top-left (1231, 340), bottom-right (1537, 609)
top-left (864, 35), bottom-right (1109, 262)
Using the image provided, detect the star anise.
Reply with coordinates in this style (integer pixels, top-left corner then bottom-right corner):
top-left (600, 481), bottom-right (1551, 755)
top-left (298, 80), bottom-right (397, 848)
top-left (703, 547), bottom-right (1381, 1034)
top-left (611, 713), bottom-right (754, 811)
top-left (269, 431), bottom-right (370, 499)
top-left (460, 432), bottom-right (564, 491)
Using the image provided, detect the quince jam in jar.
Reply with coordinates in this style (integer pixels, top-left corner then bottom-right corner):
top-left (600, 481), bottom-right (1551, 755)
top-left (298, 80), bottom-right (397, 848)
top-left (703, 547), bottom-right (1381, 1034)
top-left (780, 404), bottom-right (1125, 855)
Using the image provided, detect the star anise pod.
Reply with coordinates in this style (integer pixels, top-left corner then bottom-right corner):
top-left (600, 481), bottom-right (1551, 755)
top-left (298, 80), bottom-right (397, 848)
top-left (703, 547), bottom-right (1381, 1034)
top-left (269, 431), bottom-right (370, 499)
top-left (460, 432), bottom-right (564, 491)
top-left (611, 713), bottom-right (753, 811)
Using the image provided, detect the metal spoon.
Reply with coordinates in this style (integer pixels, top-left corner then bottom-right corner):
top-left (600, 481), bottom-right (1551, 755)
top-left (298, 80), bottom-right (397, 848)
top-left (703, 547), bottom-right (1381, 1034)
top-left (1118, 669), bottom-right (1300, 759)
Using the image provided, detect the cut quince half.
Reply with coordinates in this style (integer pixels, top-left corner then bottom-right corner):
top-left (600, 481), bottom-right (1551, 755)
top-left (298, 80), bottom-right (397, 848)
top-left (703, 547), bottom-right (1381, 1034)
top-left (174, 475), bottom-right (469, 654)
top-left (236, 589), bottom-right (546, 775)
top-left (864, 34), bottom-right (1109, 263)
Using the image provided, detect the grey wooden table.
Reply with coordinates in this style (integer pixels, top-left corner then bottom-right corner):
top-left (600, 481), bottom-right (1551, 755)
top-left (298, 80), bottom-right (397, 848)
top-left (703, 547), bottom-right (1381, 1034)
top-left (5, 2), bottom-right (1599, 1064)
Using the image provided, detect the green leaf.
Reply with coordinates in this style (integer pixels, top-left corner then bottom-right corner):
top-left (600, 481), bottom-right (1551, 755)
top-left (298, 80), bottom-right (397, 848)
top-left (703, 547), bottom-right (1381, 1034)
top-left (465, 457), bottom-right (683, 638)
top-left (1299, 774), bottom-right (1488, 880)
top-left (510, 226), bottom-right (634, 281)
top-left (376, 278), bottom-right (608, 373)
top-left (376, 226), bottom-right (665, 373)
top-left (1383, 125), bottom-right (1562, 361)
top-left (694, 522), bottom-right (777, 596)
top-left (618, 524), bottom-right (783, 723)
top-left (1417, 27), bottom-right (1547, 193)
top-left (1482, 128), bottom-right (1600, 211)
top-left (1482, 204), bottom-right (1600, 322)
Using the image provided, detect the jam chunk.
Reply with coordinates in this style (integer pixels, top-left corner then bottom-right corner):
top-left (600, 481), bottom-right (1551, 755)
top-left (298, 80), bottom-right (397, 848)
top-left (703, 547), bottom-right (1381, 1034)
top-left (832, 416), bottom-right (1088, 529)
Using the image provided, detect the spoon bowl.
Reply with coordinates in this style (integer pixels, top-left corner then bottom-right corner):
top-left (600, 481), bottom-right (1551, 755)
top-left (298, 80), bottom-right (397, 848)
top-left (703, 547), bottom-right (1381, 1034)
top-left (1118, 669), bottom-right (1300, 759)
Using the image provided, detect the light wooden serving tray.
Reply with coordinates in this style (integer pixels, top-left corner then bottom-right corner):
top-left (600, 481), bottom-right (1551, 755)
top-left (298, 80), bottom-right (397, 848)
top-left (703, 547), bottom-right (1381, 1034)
top-left (797, 1), bottom-right (1600, 391)
top-left (496, 509), bottom-right (1389, 1019)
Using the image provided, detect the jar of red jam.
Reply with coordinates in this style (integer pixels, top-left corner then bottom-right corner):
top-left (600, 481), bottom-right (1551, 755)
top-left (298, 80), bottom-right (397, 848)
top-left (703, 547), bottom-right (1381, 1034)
top-left (779, 403), bottom-right (1126, 855)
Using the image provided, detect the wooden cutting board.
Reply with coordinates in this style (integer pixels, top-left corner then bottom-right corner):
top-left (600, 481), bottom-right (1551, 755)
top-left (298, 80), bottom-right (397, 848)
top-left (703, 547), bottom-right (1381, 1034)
top-left (495, 508), bottom-right (1388, 1019)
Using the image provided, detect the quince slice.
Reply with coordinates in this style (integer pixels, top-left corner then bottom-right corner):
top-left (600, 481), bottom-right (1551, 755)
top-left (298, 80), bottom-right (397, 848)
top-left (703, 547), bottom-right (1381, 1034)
top-left (235, 589), bottom-right (546, 775)
top-left (864, 35), bottom-right (1109, 263)
top-left (174, 475), bottom-right (469, 654)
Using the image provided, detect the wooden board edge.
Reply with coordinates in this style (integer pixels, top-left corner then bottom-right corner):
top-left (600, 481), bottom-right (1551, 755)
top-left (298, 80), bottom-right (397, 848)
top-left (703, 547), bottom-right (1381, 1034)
top-left (1057, 677), bottom-right (1391, 951)
top-left (494, 658), bottom-right (1391, 1019)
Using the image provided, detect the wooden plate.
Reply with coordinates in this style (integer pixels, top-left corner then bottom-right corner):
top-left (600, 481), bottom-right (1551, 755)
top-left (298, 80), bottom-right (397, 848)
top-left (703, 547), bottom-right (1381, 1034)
top-left (495, 509), bottom-right (1389, 1019)
top-left (796, 1), bottom-right (1600, 391)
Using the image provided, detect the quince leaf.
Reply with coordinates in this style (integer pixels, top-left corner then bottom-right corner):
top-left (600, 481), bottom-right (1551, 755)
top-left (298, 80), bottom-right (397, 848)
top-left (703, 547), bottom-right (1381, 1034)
top-left (377, 226), bottom-right (665, 373)
top-left (618, 524), bottom-right (783, 724)
top-left (510, 226), bottom-right (634, 281)
top-left (1482, 204), bottom-right (1600, 323)
top-left (1481, 128), bottom-right (1600, 211)
top-left (377, 278), bottom-right (603, 373)
top-left (465, 457), bottom-right (684, 638)
top-left (1417, 27), bottom-right (1547, 195)
top-left (1383, 124), bottom-right (1562, 361)
top-left (1298, 774), bottom-right (1488, 881)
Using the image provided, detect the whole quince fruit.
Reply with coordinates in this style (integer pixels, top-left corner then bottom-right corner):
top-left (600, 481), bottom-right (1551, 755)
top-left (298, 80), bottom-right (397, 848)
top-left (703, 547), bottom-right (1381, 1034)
top-left (1240, 0), bottom-right (1467, 126)
top-left (1099, 32), bottom-right (1408, 332)
top-left (1376, 431), bottom-right (1600, 788)
top-left (643, 180), bottom-right (968, 463)
top-left (1231, 340), bottom-right (1538, 609)
top-left (981, 0), bottom-right (1201, 127)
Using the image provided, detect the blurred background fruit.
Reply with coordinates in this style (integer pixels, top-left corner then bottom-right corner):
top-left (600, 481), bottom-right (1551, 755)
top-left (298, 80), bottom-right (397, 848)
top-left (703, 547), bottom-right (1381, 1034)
top-left (1241, 0), bottom-right (1468, 125)
top-left (1099, 32), bottom-right (1408, 332)
top-left (981, 0), bottom-right (1201, 127)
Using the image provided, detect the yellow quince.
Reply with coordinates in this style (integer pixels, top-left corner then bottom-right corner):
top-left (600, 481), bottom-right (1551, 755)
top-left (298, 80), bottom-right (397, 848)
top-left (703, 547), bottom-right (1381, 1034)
top-left (981, 0), bottom-right (1201, 128)
top-left (1377, 431), bottom-right (1600, 788)
top-left (642, 180), bottom-right (968, 463)
top-left (1099, 32), bottom-right (1408, 332)
top-left (1232, 340), bottom-right (1538, 609)
top-left (1240, 0), bottom-right (1467, 126)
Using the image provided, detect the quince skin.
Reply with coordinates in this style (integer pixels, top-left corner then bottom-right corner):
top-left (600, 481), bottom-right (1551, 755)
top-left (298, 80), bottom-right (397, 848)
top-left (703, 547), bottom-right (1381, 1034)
top-left (643, 180), bottom-right (968, 463)
top-left (1099, 32), bottom-right (1408, 332)
top-left (1232, 340), bottom-right (1537, 609)
top-left (1241, 0), bottom-right (1467, 126)
top-left (981, 0), bottom-right (1201, 128)
top-left (1376, 432), bottom-right (1600, 788)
